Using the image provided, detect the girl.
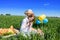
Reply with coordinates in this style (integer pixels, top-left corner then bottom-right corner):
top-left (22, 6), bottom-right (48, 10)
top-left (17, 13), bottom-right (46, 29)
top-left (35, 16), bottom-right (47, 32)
top-left (20, 9), bottom-right (44, 37)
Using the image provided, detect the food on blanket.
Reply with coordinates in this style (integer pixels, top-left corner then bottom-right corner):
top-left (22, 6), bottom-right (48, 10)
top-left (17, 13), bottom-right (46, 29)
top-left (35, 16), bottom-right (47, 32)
top-left (0, 25), bottom-right (19, 36)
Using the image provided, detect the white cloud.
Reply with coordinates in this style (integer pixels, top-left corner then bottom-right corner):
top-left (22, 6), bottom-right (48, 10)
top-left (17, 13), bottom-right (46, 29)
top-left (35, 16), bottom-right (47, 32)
top-left (43, 3), bottom-right (50, 6)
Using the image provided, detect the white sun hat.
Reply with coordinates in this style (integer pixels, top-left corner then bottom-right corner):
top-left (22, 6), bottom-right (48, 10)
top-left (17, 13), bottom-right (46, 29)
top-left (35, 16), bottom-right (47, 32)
top-left (24, 9), bottom-right (34, 16)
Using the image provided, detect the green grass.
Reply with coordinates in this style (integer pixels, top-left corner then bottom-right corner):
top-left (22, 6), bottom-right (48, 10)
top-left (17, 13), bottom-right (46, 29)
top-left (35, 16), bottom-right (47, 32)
top-left (0, 15), bottom-right (60, 40)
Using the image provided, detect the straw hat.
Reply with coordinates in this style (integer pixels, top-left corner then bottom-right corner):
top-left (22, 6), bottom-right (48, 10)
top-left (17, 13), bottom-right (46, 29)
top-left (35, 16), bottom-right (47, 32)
top-left (24, 9), bottom-right (34, 16)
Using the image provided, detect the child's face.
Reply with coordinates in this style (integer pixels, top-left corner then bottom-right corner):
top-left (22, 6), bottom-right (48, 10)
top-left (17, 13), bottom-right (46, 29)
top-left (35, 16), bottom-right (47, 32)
top-left (28, 17), bottom-right (34, 22)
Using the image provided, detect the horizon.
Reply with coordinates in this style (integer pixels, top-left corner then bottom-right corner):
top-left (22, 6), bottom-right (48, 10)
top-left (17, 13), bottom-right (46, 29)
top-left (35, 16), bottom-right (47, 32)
top-left (0, 0), bottom-right (60, 17)
top-left (0, 14), bottom-right (60, 18)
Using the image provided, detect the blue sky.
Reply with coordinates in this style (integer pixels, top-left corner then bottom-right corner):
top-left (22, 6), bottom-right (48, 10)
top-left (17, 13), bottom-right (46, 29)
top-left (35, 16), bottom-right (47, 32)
top-left (0, 0), bottom-right (60, 17)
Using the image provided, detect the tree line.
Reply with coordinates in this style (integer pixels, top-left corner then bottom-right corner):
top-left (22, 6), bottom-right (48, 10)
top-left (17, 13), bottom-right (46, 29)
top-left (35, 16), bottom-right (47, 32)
top-left (0, 14), bottom-right (11, 16)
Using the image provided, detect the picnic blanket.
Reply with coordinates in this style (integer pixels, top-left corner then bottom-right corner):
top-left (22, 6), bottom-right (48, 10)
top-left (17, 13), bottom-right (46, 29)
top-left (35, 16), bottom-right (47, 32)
top-left (0, 25), bottom-right (20, 38)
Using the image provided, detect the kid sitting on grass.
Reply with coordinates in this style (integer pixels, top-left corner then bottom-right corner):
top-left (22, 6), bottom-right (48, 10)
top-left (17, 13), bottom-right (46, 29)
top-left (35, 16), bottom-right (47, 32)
top-left (20, 9), bottom-right (44, 37)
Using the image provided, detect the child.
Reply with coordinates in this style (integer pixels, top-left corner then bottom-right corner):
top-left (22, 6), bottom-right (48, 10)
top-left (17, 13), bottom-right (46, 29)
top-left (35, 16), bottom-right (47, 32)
top-left (20, 9), bottom-right (44, 37)
top-left (20, 9), bottom-right (34, 37)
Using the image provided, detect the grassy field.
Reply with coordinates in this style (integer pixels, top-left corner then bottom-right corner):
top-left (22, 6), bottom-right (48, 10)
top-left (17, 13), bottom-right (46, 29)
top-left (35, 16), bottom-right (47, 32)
top-left (0, 15), bottom-right (60, 40)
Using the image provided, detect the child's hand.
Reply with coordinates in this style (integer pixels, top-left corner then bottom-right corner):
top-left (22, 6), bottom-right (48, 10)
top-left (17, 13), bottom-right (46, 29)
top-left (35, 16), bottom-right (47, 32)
top-left (27, 22), bottom-right (31, 27)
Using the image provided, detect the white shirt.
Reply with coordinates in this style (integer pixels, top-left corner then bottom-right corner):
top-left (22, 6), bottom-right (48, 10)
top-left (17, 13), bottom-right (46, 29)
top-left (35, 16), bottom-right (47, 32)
top-left (20, 17), bottom-right (33, 33)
